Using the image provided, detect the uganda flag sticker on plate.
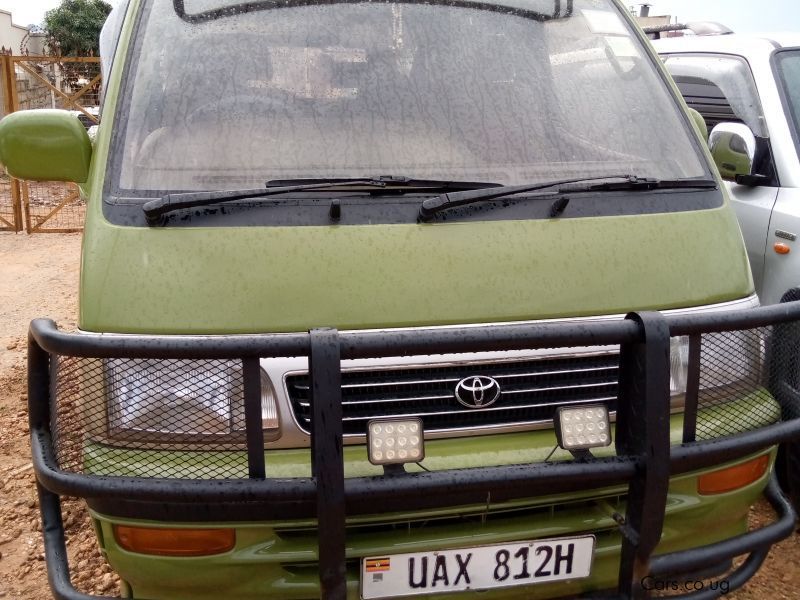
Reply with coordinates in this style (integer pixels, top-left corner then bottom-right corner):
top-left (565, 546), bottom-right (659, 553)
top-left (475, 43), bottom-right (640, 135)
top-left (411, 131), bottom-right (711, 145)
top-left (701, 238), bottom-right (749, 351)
top-left (365, 557), bottom-right (391, 573)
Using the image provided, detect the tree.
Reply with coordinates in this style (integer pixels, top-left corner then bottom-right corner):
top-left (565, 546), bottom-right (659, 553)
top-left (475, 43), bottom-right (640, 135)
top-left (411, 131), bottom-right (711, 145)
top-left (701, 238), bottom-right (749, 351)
top-left (43, 0), bottom-right (112, 57)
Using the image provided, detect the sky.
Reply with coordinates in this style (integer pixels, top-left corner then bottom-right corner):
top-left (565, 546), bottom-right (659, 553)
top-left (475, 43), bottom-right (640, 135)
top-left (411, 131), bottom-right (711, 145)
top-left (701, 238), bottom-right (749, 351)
top-left (1, 0), bottom-right (800, 31)
top-left (0, 0), bottom-right (61, 28)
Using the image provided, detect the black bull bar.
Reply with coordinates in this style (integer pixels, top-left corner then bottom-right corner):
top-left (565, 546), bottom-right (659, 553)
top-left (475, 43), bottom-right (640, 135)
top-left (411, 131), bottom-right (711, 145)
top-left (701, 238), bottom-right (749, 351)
top-left (27, 296), bottom-right (800, 600)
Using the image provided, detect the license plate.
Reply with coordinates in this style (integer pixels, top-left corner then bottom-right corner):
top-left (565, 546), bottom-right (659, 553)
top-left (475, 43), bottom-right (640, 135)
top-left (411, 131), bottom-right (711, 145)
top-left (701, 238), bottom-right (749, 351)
top-left (360, 535), bottom-right (595, 599)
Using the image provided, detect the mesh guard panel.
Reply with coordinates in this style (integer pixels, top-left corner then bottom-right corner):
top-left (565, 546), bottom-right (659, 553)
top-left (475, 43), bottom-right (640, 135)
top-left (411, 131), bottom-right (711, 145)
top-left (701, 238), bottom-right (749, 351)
top-left (52, 357), bottom-right (249, 479)
top-left (48, 322), bottom-right (800, 479)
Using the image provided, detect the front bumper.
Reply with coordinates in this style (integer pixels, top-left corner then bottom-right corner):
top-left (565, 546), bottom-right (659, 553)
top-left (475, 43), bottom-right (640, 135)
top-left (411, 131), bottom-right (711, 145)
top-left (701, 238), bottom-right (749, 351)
top-left (83, 457), bottom-right (774, 600)
top-left (27, 299), bottom-right (800, 599)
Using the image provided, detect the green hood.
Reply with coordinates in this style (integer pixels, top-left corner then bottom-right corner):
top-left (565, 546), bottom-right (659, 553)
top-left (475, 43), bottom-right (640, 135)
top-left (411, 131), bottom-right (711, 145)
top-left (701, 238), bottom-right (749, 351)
top-left (79, 205), bottom-right (752, 334)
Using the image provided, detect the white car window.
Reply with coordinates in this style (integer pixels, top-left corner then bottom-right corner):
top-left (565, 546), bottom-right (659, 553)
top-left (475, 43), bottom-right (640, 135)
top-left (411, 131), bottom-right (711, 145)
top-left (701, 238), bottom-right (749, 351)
top-left (662, 54), bottom-right (768, 138)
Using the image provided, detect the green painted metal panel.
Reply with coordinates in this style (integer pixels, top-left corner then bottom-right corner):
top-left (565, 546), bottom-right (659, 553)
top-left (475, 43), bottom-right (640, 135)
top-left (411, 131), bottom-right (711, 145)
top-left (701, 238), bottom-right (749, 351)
top-left (78, 204), bottom-right (753, 333)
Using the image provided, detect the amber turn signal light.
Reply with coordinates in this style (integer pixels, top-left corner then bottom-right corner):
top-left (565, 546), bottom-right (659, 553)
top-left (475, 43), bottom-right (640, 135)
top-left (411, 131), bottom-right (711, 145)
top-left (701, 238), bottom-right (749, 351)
top-left (774, 243), bottom-right (791, 255)
top-left (697, 455), bottom-right (770, 495)
top-left (114, 525), bottom-right (235, 557)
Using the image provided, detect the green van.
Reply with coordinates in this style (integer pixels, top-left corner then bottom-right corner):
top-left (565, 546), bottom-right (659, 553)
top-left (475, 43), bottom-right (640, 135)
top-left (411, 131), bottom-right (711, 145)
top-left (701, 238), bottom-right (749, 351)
top-left (4, 0), bottom-right (800, 598)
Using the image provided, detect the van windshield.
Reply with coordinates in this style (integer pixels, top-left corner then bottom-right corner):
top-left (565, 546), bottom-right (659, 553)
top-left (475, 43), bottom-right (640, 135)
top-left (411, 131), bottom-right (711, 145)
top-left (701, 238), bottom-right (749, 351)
top-left (112, 0), bottom-right (707, 194)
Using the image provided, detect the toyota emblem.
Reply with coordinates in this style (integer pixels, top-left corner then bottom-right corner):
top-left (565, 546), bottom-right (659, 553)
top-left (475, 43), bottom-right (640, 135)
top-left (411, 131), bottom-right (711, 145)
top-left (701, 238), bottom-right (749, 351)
top-left (454, 376), bottom-right (501, 409)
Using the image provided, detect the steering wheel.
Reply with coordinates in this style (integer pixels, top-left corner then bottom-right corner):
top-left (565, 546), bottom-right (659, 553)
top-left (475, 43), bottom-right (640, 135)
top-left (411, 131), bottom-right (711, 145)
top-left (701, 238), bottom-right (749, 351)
top-left (185, 94), bottom-right (292, 122)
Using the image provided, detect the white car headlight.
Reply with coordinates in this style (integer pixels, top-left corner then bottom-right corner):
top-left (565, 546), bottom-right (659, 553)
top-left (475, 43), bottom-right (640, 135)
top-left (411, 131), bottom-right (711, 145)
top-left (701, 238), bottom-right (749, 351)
top-left (106, 359), bottom-right (279, 438)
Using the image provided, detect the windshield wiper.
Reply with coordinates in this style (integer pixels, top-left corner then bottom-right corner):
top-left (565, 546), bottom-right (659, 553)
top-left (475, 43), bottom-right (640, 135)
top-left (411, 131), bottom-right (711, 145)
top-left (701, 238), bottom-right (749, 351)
top-left (417, 175), bottom-right (718, 221)
top-left (144, 176), bottom-right (501, 226)
top-left (143, 179), bottom-right (390, 225)
top-left (267, 175), bottom-right (501, 192)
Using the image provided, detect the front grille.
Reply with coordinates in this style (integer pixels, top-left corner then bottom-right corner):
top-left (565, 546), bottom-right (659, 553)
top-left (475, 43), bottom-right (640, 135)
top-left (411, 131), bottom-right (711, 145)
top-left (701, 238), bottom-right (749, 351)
top-left (273, 493), bottom-right (623, 540)
top-left (286, 353), bottom-right (619, 435)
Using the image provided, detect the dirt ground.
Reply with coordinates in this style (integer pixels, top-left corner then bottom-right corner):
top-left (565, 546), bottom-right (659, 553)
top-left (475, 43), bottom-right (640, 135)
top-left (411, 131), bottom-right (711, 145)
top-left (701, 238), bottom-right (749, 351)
top-left (0, 232), bottom-right (800, 599)
top-left (0, 233), bottom-right (117, 598)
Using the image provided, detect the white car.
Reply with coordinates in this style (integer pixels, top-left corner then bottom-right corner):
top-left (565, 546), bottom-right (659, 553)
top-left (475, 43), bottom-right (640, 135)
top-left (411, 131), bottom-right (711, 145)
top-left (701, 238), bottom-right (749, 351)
top-left (68, 105), bottom-right (100, 129)
top-left (654, 33), bottom-right (800, 306)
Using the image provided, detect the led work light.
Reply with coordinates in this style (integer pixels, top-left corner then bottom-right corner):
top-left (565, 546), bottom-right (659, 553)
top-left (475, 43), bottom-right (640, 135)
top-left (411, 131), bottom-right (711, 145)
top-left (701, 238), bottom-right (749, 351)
top-left (554, 405), bottom-right (611, 451)
top-left (367, 418), bottom-right (424, 465)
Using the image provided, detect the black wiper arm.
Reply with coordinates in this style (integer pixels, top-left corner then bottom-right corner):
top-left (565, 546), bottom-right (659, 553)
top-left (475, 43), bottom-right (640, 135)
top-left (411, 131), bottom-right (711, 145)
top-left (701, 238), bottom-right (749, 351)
top-left (143, 179), bottom-right (386, 226)
top-left (561, 177), bottom-right (718, 193)
top-left (418, 174), bottom-right (632, 221)
top-left (267, 175), bottom-right (502, 192)
top-left (418, 175), bottom-right (718, 221)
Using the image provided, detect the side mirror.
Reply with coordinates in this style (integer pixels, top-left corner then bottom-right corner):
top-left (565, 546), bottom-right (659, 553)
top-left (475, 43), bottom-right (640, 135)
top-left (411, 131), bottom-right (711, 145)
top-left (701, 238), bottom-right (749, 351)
top-left (0, 109), bottom-right (92, 183)
top-left (708, 122), bottom-right (756, 182)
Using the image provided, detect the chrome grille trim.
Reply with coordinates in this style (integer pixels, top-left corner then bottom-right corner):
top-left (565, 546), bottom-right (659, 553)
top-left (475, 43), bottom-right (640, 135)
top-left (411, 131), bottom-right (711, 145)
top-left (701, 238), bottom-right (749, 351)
top-left (296, 393), bottom-right (456, 407)
top-left (493, 365), bottom-right (617, 379)
top-left (500, 380), bottom-right (617, 395)
top-left (339, 396), bottom-right (620, 422)
top-left (293, 368), bottom-right (617, 389)
top-left (292, 377), bottom-right (462, 391)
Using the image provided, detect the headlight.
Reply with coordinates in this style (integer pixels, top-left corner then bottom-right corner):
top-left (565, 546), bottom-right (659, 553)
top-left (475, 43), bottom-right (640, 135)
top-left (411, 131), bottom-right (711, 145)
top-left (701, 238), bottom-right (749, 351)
top-left (669, 330), bottom-right (765, 402)
top-left (106, 359), bottom-right (279, 438)
top-left (670, 336), bottom-right (690, 395)
top-left (697, 330), bottom-right (764, 392)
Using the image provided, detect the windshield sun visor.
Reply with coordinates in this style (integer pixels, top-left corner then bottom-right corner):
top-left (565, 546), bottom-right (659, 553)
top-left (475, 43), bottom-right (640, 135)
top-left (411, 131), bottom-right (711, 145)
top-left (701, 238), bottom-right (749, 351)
top-left (172, 0), bottom-right (575, 23)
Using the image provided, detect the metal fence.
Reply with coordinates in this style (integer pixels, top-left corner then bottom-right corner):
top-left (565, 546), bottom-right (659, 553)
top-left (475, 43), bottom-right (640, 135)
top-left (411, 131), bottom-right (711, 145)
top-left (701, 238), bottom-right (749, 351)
top-left (0, 55), bottom-right (99, 233)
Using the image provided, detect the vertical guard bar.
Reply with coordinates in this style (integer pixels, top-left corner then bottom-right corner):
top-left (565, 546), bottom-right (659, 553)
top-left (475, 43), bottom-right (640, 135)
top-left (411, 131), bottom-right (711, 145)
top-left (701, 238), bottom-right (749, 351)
top-left (243, 357), bottom-right (266, 479)
top-left (28, 331), bottom-right (109, 600)
top-left (615, 312), bottom-right (671, 599)
top-left (309, 328), bottom-right (346, 600)
top-left (770, 290), bottom-right (800, 407)
top-left (681, 334), bottom-right (702, 444)
top-left (28, 330), bottom-right (51, 432)
top-left (38, 482), bottom-right (120, 600)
